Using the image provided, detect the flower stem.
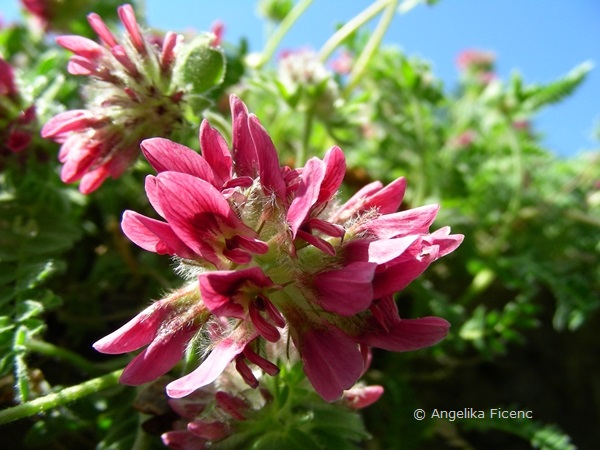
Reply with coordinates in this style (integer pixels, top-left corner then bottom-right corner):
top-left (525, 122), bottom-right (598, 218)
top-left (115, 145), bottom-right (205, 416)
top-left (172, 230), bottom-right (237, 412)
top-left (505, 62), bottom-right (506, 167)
top-left (0, 369), bottom-right (122, 425)
top-left (257, 0), bottom-right (314, 68)
top-left (298, 107), bottom-right (315, 166)
top-left (343, 0), bottom-right (399, 98)
top-left (23, 339), bottom-right (126, 374)
top-left (318, 0), bottom-right (389, 62)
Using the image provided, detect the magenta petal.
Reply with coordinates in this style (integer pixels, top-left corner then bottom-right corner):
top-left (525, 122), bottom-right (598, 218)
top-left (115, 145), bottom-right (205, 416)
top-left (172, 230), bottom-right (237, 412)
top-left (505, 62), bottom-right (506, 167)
top-left (297, 229), bottom-right (336, 255)
top-left (141, 138), bottom-right (216, 185)
top-left (369, 296), bottom-right (401, 332)
top-left (144, 175), bottom-right (165, 218)
top-left (249, 305), bottom-right (280, 342)
top-left (199, 120), bottom-right (232, 186)
top-left (367, 235), bottom-right (419, 265)
top-left (358, 204), bottom-right (440, 239)
top-left (199, 267), bottom-right (274, 317)
top-left (314, 262), bottom-right (376, 316)
top-left (166, 336), bottom-right (252, 398)
top-left (426, 227), bottom-right (465, 257)
top-left (162, 430), bottom-right (208, 449)
top-left (299, 326), bottom-right (364, 402)
top-left (155, 172), bottom-right (255, 267)
top-left (360, 316), bottom-right (450, 351)
top-left (41, 110), bottom-right (96, 138)
top-left (0, 59), bottom-right (17, 94)
top-left (87, 12), bottom-right (118, 47)
top-left (121, 210), bottom-right (196, 259)
top-left (56, 35), bottom-right (105, 59)
top-left (287, 157), bottom-right (325, 237)
top-left (372, 245), bottom-right (440, 298)
top-left (188, 420), bottom-right (230, 440)
top-left (343, 385), bottom-right (385, 409)
top-left (60, 146), bottom-right (98, 183)
top-left (120, 324), bottom-right (197, 385)
top-left (248, 114), bottom-right (286, 199)
top-left (230, 95), bottom-right (257, 177)
top-left (332, 181), bottom-right (383, 222)
top-left (117, 4), bottom-right (145, 53)
top-left (363, 177), bottom-right (407, 214)
top-left (66, 57), bottom-right (96, 76)
top-left (317, 146), bottom-right (346, 204)
top-left (93, 300), bottom-right (170, 354)
top-left (160, 31), bottom-right (179, 69)
top-left (79, 165), bottom-right (110, 194)
top-left (228, 234), bottom-right (269, 255)
top-left (308, 218), bottom-right (345, 238)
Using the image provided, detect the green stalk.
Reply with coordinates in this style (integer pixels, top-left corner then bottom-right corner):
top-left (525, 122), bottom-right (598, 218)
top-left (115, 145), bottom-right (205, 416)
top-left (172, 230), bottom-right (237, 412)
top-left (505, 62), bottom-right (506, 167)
top-left (297, 106), bottom-right (315, 166)
top-left (13, 327), bottom-right (30, 403)
top-left (23, 339), bottom-right (127, 374)
top-left (318, 0), bottom-right (389, 62)
top-left (493, 127), bottom-right (524, 254)
top-left (343, 0), bottom-right (399, 98)
top-left (256, 0), bottom-right (314, 68)
top-left (0, 369), bottom-right (122, 425)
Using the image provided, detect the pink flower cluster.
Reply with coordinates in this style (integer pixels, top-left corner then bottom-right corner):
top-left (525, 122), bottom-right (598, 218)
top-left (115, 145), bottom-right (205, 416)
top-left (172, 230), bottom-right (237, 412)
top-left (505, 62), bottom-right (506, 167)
top-left (456, 49), bottom-right (495, 72)
top-left (94, 95), bottom-right (463, 402)
top-left (456, 49), bottom-right (496, 85)
top-left (0, 58), bottom-right (36, 154)
top-left (41, 4), bottom-right (184, 193)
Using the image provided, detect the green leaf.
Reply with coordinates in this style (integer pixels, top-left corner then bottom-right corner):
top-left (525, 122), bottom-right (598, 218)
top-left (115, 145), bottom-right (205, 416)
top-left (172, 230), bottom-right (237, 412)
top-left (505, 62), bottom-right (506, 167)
top-left (521, 61), bottom-right (593, 112)
top-left (175, 33), bottom-right (226, 95)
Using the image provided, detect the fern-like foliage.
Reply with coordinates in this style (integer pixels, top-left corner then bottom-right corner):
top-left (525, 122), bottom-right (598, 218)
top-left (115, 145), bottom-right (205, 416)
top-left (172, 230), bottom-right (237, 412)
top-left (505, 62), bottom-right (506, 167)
top-left (521, 61), bottom-right (593, 112)
top-left (458, 407), bottom-right (577, 450)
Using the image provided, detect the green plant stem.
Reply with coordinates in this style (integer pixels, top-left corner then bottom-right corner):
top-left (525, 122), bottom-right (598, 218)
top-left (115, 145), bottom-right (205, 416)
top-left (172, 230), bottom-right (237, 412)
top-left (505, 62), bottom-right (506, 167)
top-left (13, 327), bottom-right (30, 403)
top-left (297, 107), bottom-right (315, 166)
top-left (0, 369), bottom-right (122, 425)
top-left (318, 0), bottom-right (389, 61)
top-left (23, 339), bottom-right (126, 374)
top-left (493, 128), bottom-right (524, 254)
top-left (257, 0), bottom-right (314, 68)
top-left (343, 0), bottom-right (399, 98)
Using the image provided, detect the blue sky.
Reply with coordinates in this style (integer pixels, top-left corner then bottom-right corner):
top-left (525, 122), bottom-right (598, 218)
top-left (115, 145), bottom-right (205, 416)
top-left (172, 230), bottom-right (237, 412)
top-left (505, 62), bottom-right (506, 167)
top-left (143, 0), bottom-right (600, 158)
top-left (2, 0), bottom-right (599, 157)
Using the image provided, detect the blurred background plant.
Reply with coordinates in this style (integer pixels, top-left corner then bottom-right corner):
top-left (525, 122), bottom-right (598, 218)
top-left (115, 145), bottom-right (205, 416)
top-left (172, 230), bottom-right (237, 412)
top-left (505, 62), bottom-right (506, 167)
top-left (0, 0), bottom-right (598, 448)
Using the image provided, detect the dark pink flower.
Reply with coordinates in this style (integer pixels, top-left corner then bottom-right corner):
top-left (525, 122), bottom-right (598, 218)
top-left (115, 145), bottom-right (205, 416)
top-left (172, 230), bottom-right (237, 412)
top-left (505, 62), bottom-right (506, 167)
top-left (41, 4), bottom-right (192, 193)
top-left (96, 94), bottom-right (463, 403)
top-left (93, 285), bottom-right (204, 386)
top-left (0, 58), bottom-right (36, 154)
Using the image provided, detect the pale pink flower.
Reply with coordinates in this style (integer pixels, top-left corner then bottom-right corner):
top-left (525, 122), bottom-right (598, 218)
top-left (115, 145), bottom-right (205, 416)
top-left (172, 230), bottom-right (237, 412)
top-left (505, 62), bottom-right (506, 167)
top-left (456, 49), bottom-right (495, 72)
top-left (330, 50), bottom-right (353, 75)
top-left (41, 4), bottom-right (187, 193)
top-left (342, 384), bottom-right (385, 409)
top-left (95, 95), bottom-right (463, 402)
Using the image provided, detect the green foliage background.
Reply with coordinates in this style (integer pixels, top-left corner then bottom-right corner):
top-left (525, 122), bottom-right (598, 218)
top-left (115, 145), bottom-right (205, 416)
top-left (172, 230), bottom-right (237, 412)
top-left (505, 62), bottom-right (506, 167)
top-left (0, 0), bottom-right (598, 448)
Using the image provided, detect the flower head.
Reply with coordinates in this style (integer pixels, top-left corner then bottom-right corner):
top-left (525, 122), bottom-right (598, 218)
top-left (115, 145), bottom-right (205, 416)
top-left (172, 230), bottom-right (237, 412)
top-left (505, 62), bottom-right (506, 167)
top-left (278, 49), bottom-right (340, 117)
top-left (95, 95), bottom-right (463, 403)
top-left (456, 49), bottom-right (496, 85)
top-left (41, 4), bottom-right (224, 193)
